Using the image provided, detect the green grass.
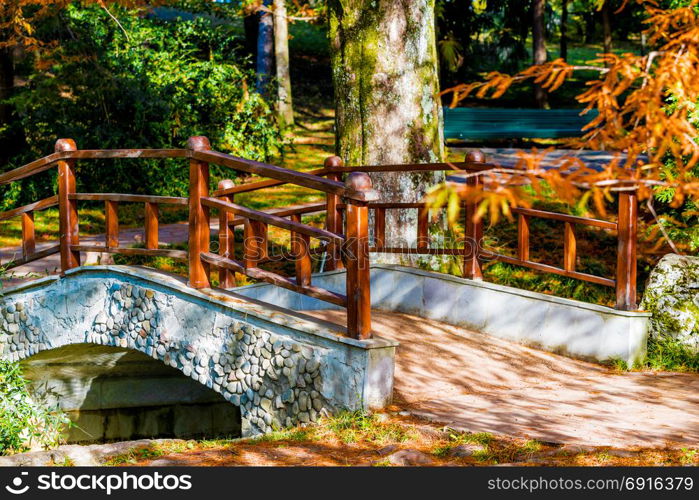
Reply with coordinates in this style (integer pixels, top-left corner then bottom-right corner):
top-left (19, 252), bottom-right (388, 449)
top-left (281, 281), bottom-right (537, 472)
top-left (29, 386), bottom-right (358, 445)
top-left (644, 336), bottom-right (699, 373)
top-left (324, 410), bottom-right (415, 445)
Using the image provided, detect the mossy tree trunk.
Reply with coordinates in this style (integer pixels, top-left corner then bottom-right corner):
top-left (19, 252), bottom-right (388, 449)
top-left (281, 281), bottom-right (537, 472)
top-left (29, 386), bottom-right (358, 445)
top-left (328, 0), bottom-right (445, 256)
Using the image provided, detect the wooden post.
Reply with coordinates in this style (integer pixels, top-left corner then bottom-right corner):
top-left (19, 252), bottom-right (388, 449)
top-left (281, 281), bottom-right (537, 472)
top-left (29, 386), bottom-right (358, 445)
top-left (105, 201), bottom-right (119, 249)
top-left (563, 221), bottom-right (576, 272)
top-left (616, 191), bottom-right (638, 310)
top-left (374, 207), bottom-right (386, 250)
top-left (344, 172), bottom-right (374, 340)
top-left (56, 138), bottom-right (80, 272)
top-left (21, 212), bottom-right (35, 259)
top-left (463, 151), bottom-right (484, 279)
top-left (187, 136), bottom-right (211, 289)
top-left (291, 213), bottom-right (312, 287)
top-left (417, 207), bottom-right (429, 251)
top-left (218, 179), bottom-right (236, 288)
top-left (145, 202), bottom-right (159, 250)
top-left (517, 214), bottom-right (530, 261)
top-left (244, 220), bottom-right (268, 269)
top-left (324, 156), bottom-right (344, 271)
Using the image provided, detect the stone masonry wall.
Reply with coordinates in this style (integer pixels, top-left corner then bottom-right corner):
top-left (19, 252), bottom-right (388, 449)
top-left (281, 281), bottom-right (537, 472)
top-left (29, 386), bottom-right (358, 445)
top-left (0, 268), bottom-right (396, 437)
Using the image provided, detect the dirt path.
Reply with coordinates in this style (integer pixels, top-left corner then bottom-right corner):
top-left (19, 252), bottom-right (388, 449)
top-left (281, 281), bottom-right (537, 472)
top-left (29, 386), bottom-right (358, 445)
top-left (308, 310), bottom-right (699, 448)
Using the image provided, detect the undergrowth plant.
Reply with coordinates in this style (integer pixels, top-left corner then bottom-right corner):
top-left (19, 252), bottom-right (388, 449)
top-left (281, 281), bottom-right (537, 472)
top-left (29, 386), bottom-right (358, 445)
top-left (0, 360), bottom-right (71, 455)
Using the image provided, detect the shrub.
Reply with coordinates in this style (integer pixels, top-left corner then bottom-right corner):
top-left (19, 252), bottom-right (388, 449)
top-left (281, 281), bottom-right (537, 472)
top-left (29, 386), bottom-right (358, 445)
top-left (2, 3), bottom-right (285, 208)
top-left (0, 360), bottom-right (70, 455)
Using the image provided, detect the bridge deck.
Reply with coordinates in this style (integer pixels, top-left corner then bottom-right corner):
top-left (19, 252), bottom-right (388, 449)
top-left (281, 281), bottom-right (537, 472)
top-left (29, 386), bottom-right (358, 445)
top-left (308, 309), bottom-right (699, 448)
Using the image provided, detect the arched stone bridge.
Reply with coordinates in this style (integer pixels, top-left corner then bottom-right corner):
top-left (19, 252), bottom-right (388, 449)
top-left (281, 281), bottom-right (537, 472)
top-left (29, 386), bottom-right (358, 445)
top-left (0, 266), bottom-right (396, 437)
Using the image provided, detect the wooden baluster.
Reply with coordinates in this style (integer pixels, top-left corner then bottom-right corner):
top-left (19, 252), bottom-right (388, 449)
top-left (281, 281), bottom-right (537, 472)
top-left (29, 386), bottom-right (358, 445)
top-left (417, 207), bottom-right (429, 251)
top-left (291, 213), bottom-right (312, 287)
top-left (344, 172), bottom-right (374, 340)
top-left (563, 221), bottom-right (576, 272)
top-left (616, 191), bottom-right (638, 310)
top-left (105, 201), bottom-right (119, 249)
top-left (21, 211), bottom-right (35, 259)
top-left (518, 214), bottom-right (530, 261)
top-left (218, 179), bottom-right (236, 288)
top-left (324, 156), bottom-right (344, 271)
top-left (187, 136), bottom-right (211, 288)
top-left (56, 138), bottom-right (80, 272)
top-left (463, 151), bottom-right (485, 279)
top-left (244, 220), bottom-right (268, 269)
top-left (145, 202), bottom-right (159, 250)
top-left (374, 207), bottom-right (386, 250)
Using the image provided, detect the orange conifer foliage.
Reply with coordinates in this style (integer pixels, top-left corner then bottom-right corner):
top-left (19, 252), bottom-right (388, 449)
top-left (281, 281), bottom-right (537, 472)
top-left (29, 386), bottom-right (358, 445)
top-left (434, 0), bottom-right (699, 237)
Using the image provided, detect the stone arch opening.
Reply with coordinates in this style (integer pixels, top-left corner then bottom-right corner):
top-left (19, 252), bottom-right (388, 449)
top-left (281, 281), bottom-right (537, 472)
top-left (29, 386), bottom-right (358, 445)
top-left (20, 343), bottom-right (241, 443)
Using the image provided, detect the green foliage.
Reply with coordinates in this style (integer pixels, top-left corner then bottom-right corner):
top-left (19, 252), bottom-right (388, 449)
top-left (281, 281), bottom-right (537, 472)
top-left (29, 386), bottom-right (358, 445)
top-left (0, 360), bottom-right (70, 455)
top-left (324, 410), bottom-right (414, 444)
top-left (644, 336), bottom-right (699, 373)
top-left (2, 3), bottom-right (284, 208)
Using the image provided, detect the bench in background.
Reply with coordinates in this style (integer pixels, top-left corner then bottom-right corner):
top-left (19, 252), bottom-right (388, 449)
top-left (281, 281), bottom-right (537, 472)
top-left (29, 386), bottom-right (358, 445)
top-left (443, 107), bottom-right (599, 142)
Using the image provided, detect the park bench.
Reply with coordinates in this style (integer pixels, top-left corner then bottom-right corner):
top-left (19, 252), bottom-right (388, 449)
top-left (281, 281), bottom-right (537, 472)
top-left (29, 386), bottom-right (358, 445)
top-left (443, 107), bottom-right (598, 141)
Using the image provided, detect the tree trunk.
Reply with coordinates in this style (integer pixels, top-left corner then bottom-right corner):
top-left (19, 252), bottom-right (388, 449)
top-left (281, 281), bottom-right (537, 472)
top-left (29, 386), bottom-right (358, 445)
top-left (584, 10), bottom-right (596, 44)
top-left (328, 0), bottom-right (445, 257)
top-left (602, 0), bottom-right (613, 56)
top-left (532, 0), bottom-right (549, 108)
top-left (560, 0), bottom-right (568, 62)
top-left (273, 0), bottom-right (294, 129)
top-left (244, 14), bottom-right (258, 62)
top-left (0, 45), bottom-right (14, 163)
top-left (256, 0), bottom-right (274, 98)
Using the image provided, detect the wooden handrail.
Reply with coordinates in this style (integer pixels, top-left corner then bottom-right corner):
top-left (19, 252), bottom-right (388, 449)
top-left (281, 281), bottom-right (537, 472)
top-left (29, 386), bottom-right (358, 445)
top-left (511, 207), bottom-right (617, 230)
top-left (200, 252), bottom-right (347, 307)
top-left (225, 203), bottom-right (327, 227)
top-left (0, 196), bottom-right (59, 222)
top-left (70, 193), bottom-right (188, 205)
top-left (192, 150), bottom-right (377, 202)
top-left (0, 153), bottom-right (63, 186)
top-left (201, 197), bottom-right (343, 243)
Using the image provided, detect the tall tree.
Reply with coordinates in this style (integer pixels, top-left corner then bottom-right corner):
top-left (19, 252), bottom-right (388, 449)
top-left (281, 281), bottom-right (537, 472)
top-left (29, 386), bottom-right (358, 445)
top-left (273, 0), bottom-right (294, 129)
top-left (256, 0), bottom-right (274, 97)
top-left (532, 0), bottom-right (549, 108)
top-left (560, 0), bottom-right (569, 62)
top-left (328, 0), bottom-right (445, 252)
top-left (0, 44), bottom-right (14, 163)
top-left (602, 0), bottom-right (613, 56)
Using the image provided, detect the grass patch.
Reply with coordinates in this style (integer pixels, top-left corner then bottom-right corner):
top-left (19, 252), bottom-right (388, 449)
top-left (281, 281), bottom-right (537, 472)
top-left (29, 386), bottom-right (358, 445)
top-left (644, 336), bottom-right (699, 373)
top-left (255, 427), bottom-right (317, 443)
top-left (104, 445), bottom-right (165, 465)
top-left (322, 410), bottom-right (415, 445)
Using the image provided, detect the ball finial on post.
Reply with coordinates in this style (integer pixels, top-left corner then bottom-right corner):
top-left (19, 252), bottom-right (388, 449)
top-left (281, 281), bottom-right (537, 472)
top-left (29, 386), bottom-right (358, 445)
top-left (466, 150), bottom-right (485, 163)
top-left (218, 179), bottom-right (235, 191)
top-left (55, 138), bottom-right (77, 153)
top-left (345, 171), bottom-right (373, 193)
top-left (187, 136), bottom-right (211, 151)
top-left (324, 156), bottom-right (344, 169)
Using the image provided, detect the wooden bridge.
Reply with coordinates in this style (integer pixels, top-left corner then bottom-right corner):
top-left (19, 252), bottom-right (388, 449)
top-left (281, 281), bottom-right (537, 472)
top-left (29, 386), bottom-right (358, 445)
top-left (0, 136), bottom-right (639, 342)
top-left (0, 136), bottom-right (654, 438)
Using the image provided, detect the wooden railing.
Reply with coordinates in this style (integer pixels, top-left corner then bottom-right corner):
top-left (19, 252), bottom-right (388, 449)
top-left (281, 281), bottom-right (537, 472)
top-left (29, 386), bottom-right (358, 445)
top-left (0, 138), bottom-right (640, 345)
top-left (0, 137), bottom-right (377, 339)
top-left (323, 151), bottom-right (638, 311)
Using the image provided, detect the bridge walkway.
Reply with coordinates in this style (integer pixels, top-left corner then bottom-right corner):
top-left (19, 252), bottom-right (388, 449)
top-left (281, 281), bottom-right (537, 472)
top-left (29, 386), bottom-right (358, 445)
top-left (309, 309), bottom-right (699, 448)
